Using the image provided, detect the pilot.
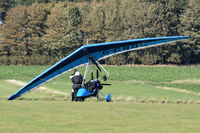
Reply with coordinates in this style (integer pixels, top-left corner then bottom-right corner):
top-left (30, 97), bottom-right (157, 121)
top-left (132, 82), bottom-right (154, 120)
top-left (70, 69), bottom-right (83, 101)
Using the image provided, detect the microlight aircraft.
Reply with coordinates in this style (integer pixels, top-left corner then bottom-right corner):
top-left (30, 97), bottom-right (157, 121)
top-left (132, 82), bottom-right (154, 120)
top-left (8, 36), bottom-right (189, 101)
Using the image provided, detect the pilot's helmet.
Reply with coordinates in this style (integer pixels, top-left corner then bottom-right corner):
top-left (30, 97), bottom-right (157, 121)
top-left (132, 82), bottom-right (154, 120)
top-left (74, 71), bottom-right (80, 76)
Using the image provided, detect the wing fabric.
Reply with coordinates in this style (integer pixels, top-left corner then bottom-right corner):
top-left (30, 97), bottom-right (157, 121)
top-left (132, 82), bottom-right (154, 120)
top-left (7, 36), bottom-right (189, 100)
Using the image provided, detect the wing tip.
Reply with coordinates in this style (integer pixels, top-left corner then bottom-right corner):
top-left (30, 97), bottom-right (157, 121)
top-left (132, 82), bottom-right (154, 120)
top-left (7, 94), bottom-right (18, 100)
top-left (7, 96), bottom-right (14, 100)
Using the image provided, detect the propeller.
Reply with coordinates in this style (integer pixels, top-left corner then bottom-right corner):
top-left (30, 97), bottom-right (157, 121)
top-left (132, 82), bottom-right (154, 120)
top-left (91, 72), bottom-right (94, 80)
top-left (96, 69), bottom-right (99, 79)
top-left (100, 83), bottom-right (112, 86)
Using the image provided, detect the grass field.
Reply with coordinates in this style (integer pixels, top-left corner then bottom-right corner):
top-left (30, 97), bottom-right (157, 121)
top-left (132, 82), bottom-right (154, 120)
top-left (0, 65), bottom-right (200, 133)
top-left (1, 101), bottom-right (200, 133)
top-left (1, 65), bottom-right (200, 102)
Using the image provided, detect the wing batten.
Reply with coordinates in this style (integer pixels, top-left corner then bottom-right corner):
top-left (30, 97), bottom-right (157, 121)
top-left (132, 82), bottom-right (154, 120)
top-left (7, 36), bottom-right (189, 100)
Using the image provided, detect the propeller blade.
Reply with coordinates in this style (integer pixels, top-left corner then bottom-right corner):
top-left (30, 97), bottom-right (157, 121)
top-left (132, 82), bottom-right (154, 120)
top-left (101, 83), bottom-right (112, 86)
top-left (91, 72), bottom-right (94, 80)
top-left (96, 69), bottom-right (99, 79)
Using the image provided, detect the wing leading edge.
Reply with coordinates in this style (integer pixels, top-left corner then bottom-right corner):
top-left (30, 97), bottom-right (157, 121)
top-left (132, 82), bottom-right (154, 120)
top-left (7, 36), bottom-right (189, 100)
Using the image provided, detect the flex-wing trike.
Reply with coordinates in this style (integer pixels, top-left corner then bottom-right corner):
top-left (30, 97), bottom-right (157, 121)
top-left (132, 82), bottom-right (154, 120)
top-left (76, 57), bottom-right (112, 102)
top-left (7, 36), bottom-right (189, 101)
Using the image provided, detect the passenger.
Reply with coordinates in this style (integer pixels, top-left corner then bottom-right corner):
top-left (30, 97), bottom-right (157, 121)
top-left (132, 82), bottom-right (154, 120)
top-left (70, 69), bottom-right (83, 101)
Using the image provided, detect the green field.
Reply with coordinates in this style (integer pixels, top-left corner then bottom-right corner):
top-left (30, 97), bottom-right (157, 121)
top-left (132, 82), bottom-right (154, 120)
top-left (0, 65), bottom-right (200, 133)
top-left (1, 101), bottom-right (200, 133)
top-left (1, 65), bottom-right (200, 102)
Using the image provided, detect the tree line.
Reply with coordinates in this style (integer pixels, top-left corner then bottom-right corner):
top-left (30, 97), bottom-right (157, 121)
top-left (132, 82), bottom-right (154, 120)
top-left (0, 0), bottom-right (199, 65)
